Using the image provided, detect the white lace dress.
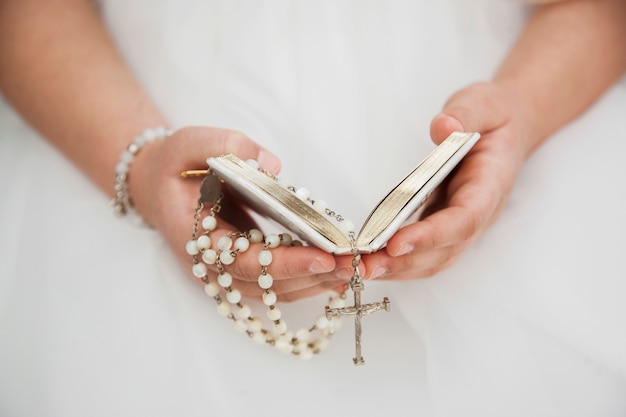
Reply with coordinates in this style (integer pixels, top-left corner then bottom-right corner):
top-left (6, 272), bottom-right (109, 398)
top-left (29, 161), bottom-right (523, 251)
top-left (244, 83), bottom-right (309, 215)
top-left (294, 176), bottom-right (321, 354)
top-left (1, 1), bottom-right (625, 416)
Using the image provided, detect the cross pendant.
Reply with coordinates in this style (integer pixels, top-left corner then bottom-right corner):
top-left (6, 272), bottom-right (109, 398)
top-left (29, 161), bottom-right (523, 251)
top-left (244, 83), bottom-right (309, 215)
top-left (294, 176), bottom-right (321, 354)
top-left (325, 268), bottom-right (391, 365)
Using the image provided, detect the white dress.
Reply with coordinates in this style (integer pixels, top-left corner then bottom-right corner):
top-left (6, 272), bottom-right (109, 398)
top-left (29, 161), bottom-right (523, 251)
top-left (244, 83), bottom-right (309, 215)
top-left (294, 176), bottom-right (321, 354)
top-left (1, 1), bottom-right (625, 416)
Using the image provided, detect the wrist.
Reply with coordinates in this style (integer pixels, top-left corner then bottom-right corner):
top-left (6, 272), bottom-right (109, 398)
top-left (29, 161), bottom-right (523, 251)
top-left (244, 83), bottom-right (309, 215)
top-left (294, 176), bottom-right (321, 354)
top-left (112, 126), bottom-right (173, 227)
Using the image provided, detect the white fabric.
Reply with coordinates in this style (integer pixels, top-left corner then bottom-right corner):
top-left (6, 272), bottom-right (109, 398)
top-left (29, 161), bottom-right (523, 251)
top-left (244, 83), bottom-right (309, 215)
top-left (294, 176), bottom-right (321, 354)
top-left (1, 1), bottom-right (625, 416)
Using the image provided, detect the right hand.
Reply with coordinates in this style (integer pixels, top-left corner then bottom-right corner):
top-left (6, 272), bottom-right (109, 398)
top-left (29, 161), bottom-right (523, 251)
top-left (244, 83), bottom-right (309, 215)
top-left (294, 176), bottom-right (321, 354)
top-left (127, 126), bottom-right (350, 302)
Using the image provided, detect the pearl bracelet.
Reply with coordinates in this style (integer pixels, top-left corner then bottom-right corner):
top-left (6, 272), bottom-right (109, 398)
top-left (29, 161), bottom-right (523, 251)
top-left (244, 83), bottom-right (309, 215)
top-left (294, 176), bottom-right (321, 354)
top-left (112, 126), bottom-right (173, 222)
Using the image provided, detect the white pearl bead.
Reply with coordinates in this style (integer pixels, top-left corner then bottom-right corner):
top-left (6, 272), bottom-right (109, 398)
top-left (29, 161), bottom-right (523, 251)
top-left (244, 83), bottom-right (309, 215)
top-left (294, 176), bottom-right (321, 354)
top-left (248, 229), bottom-right (264, 243)
top-left (142, 128), bottom-right (157, 141)
top-left (245, 159), bottom-right (259, 170)
top-left (202, 249), bottom-right (217, 264)
top-left (298, 347), bottom-right (314, 360)
top-left (115, 161), bottom-right (129, 175)
top-left (196, 235), bottom-right (211, 250)
top-left (192, 263), bottom-right (207, 278)
top-left (266, 306), bottom-right (282, 321)
top-left (265, 234), bottom-right (280, 248)
top-left (276, 176), bottom-right (291, 188)
top-left (217, 272), bottom-right (233, 288)
top-left (262, 290), bottom-right (277, 306)
top-left (219, 251), bottom-right (235, 265)
top-left (120, 150), bottom-right (134, 164)
top-left (234, 236), bottom-right (250, 252)
top-left (273, 320), bottom-right (287, 335)
top-left (204, 282), bottom-right (219, 297)
top-left (258, 273), bottom-right (273, 290)
top-left (315, 314), bottom-right (330, 329)
top-left (279, 233), bottom-right (293, 246)
top-left (186, 240), bottom-right (199, 256)
top-left (251, 332), bottom-right (266, 345)
top-left (329, 297), bottom-right (346, 309)
top-left (274, 338), bottom-right (293, 354)
top-left (313, 199), bottom-right (328, 213)
top-left (295, 328), bottom-right (311, 342)
top-left (329, 318), bottom-right (342, 331)
top-left (202, 216), bottom-right (217, 231)
top-left (216, 302), bottom-right (231, 316)
top-left (234, 319), bottom-right (248, 333)
top-left (217, 236), bottom-right (232, 251)
top-left (226, 289), bottom-right (241, 304)
top-left (295, 187), bottom-right (310, 200)
top-left (248, 317), bottom-right (263, 333)
top-left (258, 250), bottom-right (272, 266)
top-left (316, 337), bottom-right (331, 351)
top-left (339, 219), bottom-right (355, 234)
top-left (237, 304), bottom-right (251, 319)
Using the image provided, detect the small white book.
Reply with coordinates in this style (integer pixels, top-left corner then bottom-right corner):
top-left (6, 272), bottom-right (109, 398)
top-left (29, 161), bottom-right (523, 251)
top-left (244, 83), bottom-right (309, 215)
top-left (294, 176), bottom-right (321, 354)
top-left (207, 131), bottom-right (480, 255)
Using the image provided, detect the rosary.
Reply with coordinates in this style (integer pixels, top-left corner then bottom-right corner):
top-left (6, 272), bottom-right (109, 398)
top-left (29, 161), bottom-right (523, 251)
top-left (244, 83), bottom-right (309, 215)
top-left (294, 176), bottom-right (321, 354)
top-left (183, 159), bottom-right (391, 365)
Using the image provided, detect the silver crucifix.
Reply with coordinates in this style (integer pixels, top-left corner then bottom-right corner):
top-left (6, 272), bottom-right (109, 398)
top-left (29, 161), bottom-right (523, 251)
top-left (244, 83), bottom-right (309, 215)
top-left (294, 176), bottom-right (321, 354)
top-left (325, 254), bottom-right (391, 365)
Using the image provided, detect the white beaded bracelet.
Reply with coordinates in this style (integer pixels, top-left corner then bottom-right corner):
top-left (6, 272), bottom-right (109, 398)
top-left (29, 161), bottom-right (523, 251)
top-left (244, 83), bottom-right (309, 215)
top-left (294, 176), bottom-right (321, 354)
top-left (111, 126), bottom-right (173, 222)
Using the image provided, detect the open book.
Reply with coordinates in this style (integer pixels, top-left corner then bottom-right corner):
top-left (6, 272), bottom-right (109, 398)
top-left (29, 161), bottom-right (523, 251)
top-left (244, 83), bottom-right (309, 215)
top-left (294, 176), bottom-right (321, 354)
top-left (207, 131), bottom-right (480, 255)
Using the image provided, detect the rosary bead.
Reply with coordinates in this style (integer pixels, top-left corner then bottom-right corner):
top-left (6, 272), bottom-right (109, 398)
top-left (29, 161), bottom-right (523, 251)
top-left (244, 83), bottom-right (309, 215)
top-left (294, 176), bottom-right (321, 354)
top-left (258, 250), bottom-right (273, 266)
top-left (339, 219), bottom-right (356, 234)
top-left (234, 236), bottom-right (250, 252)
top-left (219, 251), bottom-right (236, 265)
top-left (217, 236), bottom-right (233, 251)
top-left (329, 297), bottom-right (346, 309)
top-left (204, 282), bottom-right (219, 297)
top-left (312, 199), bottom-right (328, 213)
top-left (273, 320), bottom-right (287, 335)
top-left (202, 216), bottom-right (217, 231)
top-left (196, 235), bottom-right (211, 250)
top-left (274, 338), bottom-right (292, 355)
top-left (298, 346), bottom-right (314, 360)
top-left (295, 328), bottom-right (311, 342)
top-left (276, 176), bottom-right (291, 188)
top-left (265, 234), bottom-right (280, 248)
top-left (295, 187), bottom-right (310, 200)
top-left (226, 289), bottom-right (242, 304)
top-left (192, 263), bottom-right (208, 278)
top-left (245, 159), bottom-right (260, 170)
top-left (218, 272), bottom-right (233, 288)
top-left (258, 273), bottom-right (274, 290)
top-left (251, 332), bottom-right (266, 345)
top-left (237, 304), bottom-right (252, 319)
top-left (234, 319), bottom-right (248, 333)
top-left (248, 317), bottom-right (264, 333)
top-left (316, 337), bottom-right (331, 351)
top-left (202, 249), bottom-right (217, 265)
top-left (216, 302), bottom-right (231, 317)
top-left (262, 290), bottom-right (277, 306)
top-left (267, 306), bottom-right (282, 321)
top-left (315, 314), bottom-right (330, 330)
top-left (186, 240), bottom-right (200, 256)
top-left (279, 233), bottom-right (293, 246)
top-left (248, 228), bottom-right (264, 243)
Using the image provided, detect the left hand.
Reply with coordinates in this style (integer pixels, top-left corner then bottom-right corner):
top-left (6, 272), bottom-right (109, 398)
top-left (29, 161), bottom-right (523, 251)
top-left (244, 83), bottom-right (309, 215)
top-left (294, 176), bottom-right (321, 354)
top-left (360, 82), bottom-right (532, 280)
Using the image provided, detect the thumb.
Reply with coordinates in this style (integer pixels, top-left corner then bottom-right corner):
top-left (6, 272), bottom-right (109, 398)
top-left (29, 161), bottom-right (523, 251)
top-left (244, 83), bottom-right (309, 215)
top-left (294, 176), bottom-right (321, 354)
top-left (168, 126), bottom-right (282, 174)
top-left (430, 82), bottom-right (509, 144)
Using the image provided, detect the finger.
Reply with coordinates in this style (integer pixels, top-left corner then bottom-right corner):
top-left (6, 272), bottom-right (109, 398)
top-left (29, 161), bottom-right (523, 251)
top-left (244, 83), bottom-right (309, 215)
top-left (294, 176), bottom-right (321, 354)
top-left (220, 244), bottom-right (337, 282)
top-left (385, 175), bottom-right (500, 256)
top-left (362, 242), bottom-right (468, 281)
top-left (165, 126), bottom-right (281, 174)
top-left (430, 82), bottom-right (511, 144)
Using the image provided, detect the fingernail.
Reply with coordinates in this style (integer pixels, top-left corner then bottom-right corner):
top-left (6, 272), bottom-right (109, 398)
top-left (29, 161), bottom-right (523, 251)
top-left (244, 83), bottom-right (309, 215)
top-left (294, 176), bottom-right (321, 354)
top-left (309, 258), bottom-right (333, 274)
top-left (257, 150), bottom-right (281, 174)
top-left (336, 267), bottom-right (353, 280)
top-left (394, 243), bottom-right (414, 257)
top-left (370, 267), bottom-right (388, 280)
